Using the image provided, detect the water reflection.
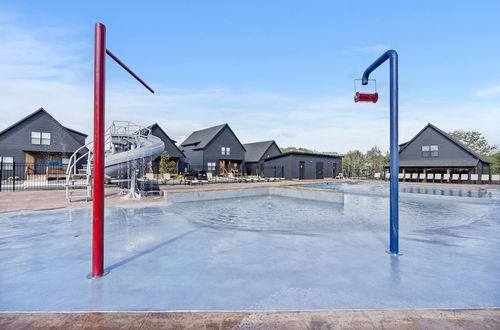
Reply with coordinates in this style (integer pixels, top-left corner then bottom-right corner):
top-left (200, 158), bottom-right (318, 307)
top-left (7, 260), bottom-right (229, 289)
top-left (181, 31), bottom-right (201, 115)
top-left (390, 255), bottom-right (400, 284)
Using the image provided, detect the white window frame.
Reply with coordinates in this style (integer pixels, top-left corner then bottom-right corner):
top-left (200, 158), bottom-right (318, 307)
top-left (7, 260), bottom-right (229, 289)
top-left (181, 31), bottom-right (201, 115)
top-left (421, 145), bottom-right (430, 157)
top-left (430, 145), bottom-right (439, 157)
top-left (221, 147), bottom-right (226, 155)
top-left (226, 147), bottom-right (230, 155)
top-left (41, 132), bottom-right (51, 145)
top-left (0, 156), bottom-right (14, 170)
top-left (31, 131), bottom-right (51, 145)
top-left (31, 131), bottom-right (41, 144)
top-left (207, 162), bottom-right (216, 171)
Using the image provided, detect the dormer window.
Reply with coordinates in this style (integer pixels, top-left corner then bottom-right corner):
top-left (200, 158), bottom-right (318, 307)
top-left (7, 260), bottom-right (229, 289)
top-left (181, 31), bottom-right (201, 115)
top-left (31, 132), bottom-right (51, 145)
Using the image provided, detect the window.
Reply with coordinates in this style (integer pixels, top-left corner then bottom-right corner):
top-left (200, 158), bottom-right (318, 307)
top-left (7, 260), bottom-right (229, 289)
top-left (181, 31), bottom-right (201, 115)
top-left (31, 132), bottom-right (41, 144)
top-left (421, 145), bottom-right (430, 157)
top-left (0, 157), bottom-right (14, 170)
top-left (62, 157), bottom-right (70, 170)
top-left (31, 131), bottom-right (51, 145)
top-left (226, 147), bottom-right (230, 155)
top-left (221, 147), bottom-right (226, 155)
top-left (207, 162), bottom-right (216, 171)
top-left (422, 145), bottom-right (439, 157)
top-left (430, 145), bottom-right (439, 157)
top-left (42, 132), bottom-right (51, 145)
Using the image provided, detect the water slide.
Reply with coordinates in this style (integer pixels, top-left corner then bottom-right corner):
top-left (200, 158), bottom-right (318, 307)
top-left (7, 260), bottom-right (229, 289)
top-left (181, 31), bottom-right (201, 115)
top-left (105, 125), bottom-right (165, 180)
top-left (65, 121), bottom-right (165, 200)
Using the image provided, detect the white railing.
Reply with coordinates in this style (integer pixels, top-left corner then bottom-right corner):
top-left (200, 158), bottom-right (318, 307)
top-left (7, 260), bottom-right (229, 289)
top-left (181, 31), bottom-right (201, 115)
top-left (65, 126), bottom-right (111, 178)
top-left (110, 121), bottom-right (151, 138)
top-left (65, 121), bottom-right (151, 199)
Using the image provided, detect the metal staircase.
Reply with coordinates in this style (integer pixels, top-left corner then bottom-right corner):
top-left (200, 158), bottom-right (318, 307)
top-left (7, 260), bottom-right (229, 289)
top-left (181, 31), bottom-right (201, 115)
top-left (65, 122), bottom-right (157, 202)
top-left (65, 127), bottom-right (111, 202)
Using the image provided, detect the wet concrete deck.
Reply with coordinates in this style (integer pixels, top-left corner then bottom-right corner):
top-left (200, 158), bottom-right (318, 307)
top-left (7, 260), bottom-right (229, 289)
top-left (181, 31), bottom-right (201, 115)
top-left (1, 179), bottom-right (497, 214)
top-left (1, 309), bottom-right (499, 329)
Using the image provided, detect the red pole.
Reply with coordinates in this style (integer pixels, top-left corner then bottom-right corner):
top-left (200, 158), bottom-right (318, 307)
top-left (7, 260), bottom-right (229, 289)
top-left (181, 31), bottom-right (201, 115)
top-left (92, 23), bottom-right (106, 277)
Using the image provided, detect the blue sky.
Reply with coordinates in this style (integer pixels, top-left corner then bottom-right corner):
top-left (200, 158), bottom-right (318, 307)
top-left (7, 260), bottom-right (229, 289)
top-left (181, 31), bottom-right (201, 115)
top-left (0, 1), bottom-right (499, 153)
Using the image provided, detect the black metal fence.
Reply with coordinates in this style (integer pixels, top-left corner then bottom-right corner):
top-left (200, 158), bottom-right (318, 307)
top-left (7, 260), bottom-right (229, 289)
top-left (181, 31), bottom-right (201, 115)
top-left (0, 162), bottom-right (68, 192)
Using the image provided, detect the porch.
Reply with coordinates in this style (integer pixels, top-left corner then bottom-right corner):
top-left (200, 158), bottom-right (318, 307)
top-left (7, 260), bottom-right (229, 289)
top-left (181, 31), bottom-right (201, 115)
top-left (218, 159), bottom-right (243, 176)
top-left (24, 151), bottom-right (72, 180)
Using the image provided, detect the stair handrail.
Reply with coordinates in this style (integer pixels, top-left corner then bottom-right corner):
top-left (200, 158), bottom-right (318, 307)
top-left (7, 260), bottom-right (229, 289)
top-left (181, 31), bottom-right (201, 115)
top-left (65, 126), bottom-right (111, 178)
top-left (65, 121), bottom-right (152, 192)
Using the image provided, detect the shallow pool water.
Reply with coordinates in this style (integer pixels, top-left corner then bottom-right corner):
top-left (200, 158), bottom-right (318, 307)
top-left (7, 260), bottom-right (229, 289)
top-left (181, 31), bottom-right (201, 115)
top-left (299, 182), bottom-right (499, 199)
top-left (0, 185), bottom-right (499, 311)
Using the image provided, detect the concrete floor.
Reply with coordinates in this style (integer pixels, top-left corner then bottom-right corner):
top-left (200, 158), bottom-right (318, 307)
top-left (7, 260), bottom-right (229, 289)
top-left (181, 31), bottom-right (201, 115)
top-left (1, 309), bottom-right (499, 329)
top-left (1, 179), bottom-right (497, 214)
top-left (1, 180), bottom-right (499, 329)
top-left (0, 179), bottom-right (328, 214)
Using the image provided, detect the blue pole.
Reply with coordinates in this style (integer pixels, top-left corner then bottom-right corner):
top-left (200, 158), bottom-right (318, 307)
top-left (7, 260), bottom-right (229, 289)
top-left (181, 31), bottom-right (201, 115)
top-left (361, 50), bottom-right (400, 255)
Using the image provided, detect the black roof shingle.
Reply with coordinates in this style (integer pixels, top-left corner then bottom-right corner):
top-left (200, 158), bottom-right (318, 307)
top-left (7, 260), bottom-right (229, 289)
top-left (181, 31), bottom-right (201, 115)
top-left (243, 140), bottom-right (278, 162)
top-left (180, 123), bottom-right (246, 151)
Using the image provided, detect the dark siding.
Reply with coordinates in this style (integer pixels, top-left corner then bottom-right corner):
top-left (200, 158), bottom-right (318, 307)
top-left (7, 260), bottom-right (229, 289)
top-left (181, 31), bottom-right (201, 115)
top-left (66, 130), bottom-right (87, 146)
top-left (182, 145), bottom-right (203, 171)
top-left (0, 110), bottom-right (87, 179)
top-left (202, 126), bottom-right (245, 171)
top-left (261, 143), bottom-right (281, 161)
top-left (246, 142), bottom-right (282, 175)
top-left (400, 127), bottom-right (477, 164)
top-left (149, 125), bottom-right (186, 173)
top-left (0, 111), bottom-right (85, 164)
top-left (245, 162), bottom-right (258, 175)
top-left (263, 156), bottom-right (292, 178)
top-left (150, 126), bottom-right (184, 160)
top-left (264, 153), bottom-right (342, 180)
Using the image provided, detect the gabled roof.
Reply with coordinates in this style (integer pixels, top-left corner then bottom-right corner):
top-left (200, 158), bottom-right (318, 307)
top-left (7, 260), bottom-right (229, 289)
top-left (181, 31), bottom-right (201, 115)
top-left (243, 140), bottom-right (279, 162)
top-left (180, 123), bottom-right (226, 149)
top-left (147, 123), bottom-right (185, 157)
top-left (0, 107), bottom-right (87, 146)
top-left (180, 123), bottom-right (246, 151)
top-left (63, 126), bottom-right (87, 137)
top-left (399, 123), bottom-right (490, 164)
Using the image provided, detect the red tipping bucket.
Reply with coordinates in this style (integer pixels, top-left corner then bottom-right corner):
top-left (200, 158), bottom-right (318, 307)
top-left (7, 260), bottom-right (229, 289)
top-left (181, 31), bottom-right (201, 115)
top-left (354, 79), bottom-right (378, 103)
top-left (354, 92), bottom-right (379, 103)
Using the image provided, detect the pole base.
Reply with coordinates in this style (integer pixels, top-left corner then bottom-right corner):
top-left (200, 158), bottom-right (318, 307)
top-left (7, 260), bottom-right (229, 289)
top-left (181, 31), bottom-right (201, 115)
top-left (386, 250), bottom-right (403, 256)
top-left (86, 269), bottom-right (110, 279)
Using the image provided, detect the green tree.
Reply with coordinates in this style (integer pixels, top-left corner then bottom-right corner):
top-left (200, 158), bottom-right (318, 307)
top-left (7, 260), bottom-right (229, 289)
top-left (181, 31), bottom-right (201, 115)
top-left (342, 150), bottom-right (366, 177)
top-left (448, 130), bottom-right (498, 156)
top-left (159, 152), bottom-right (177, 174)
top-left (486, 152), bottom-right (500, 175)
top-left (365, 146), bottom-right (387, 176)
top-left (280, 146), bottom-right (315, 153)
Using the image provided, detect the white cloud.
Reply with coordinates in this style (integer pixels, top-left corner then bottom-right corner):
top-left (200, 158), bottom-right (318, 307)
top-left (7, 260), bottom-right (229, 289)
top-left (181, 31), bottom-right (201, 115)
top-left (474, 85), bottom-right (500, 98)
top-left (0, 15), bottom-right (498, 156)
